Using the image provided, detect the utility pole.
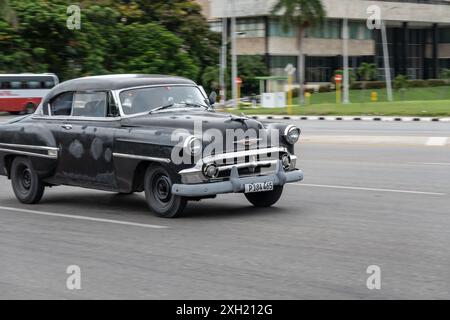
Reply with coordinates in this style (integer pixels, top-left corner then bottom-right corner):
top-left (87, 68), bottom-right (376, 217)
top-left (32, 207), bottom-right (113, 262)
top-left (219, 18), bottom-right (227, 106)
top-left (381, 20), bottom-right (393, 102)
top-left (230, 0), bottom-right (238, 109)
top-left (298, 28), bottom-right (305, 105)
top-left (342, 18), bottom-right (350, 104)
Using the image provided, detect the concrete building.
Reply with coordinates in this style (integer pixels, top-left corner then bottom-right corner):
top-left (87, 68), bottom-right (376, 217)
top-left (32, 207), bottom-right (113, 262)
top-left (197, 0), bottom-right (450, 83)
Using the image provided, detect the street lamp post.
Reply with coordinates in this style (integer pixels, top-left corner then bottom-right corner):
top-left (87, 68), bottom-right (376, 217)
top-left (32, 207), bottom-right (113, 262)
top-left (381, 20), bottom-right (393, 102)
top-left (342, 17), bottom-right (350, 104)
top-left (230, 0), bottom-right (238, 109)
top-left (285, 63), bottom-right (296, 114)
top-left (219, 18), bottom-right (227, 106)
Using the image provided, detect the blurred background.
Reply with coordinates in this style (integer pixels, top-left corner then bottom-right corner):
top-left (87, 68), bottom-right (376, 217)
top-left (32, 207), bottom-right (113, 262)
top-left (1, 0), bottom-right (450, 115)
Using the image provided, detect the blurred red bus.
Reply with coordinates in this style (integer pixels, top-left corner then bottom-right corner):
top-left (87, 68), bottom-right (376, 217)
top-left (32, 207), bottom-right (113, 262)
top-left (0, 73), bottom-right (59, 114)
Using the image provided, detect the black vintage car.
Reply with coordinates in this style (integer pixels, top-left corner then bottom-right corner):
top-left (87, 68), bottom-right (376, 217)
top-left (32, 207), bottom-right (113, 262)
top-left (0, 75), bottom-right (303, 217)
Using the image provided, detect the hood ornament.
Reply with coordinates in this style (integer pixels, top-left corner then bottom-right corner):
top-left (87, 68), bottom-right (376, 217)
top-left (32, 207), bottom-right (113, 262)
top-left (227, 113), bottom-right (249, 129)
top-left (229, 113), bottom-right (248, 122)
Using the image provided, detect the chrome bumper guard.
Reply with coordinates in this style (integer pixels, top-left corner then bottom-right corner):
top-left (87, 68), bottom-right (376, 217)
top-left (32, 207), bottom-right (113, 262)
top-left (172, 160), bottom-right (303, 197)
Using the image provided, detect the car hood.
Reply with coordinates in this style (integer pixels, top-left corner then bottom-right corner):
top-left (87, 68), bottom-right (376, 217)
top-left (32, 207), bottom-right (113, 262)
top-left (115, 109), bottom-right (288, 155)
top-left (120, 109), bottom-right (265, 133)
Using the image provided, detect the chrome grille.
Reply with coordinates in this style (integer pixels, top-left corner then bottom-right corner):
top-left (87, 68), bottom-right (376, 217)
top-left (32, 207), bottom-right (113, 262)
top-left (179, 147), bottom-right (296, 184)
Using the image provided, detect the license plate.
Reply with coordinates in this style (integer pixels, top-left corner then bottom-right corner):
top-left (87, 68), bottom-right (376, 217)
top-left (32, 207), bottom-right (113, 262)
top-left (244, 181), bottom-right (274, 193)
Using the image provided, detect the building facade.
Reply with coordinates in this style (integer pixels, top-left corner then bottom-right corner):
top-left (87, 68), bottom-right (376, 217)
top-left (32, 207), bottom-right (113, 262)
top-left (198, 0), bottom-right (450, 83)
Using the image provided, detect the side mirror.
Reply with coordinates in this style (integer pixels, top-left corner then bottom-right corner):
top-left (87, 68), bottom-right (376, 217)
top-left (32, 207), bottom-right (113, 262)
top-left (208, 91), bottom-right (217, 105)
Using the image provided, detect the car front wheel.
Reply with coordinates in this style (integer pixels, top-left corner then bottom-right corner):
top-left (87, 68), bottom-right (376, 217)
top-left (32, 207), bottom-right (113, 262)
top-left (11, 157), bottom-right (45, 204)
top-left (245, 186), bottom-right (283, 208)
top-left (144, 164), bottom-right (187, 218)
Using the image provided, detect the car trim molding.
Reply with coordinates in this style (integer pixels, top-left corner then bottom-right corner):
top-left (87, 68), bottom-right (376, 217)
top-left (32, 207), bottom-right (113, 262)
top-left (0, 143), bottom-right (59, 159)
top-left (31, 115), bottom-right (122, 122)
top-left (203, 146), bottom-right (288, 164)
top-left (112, 152), bottom-right (171, 163)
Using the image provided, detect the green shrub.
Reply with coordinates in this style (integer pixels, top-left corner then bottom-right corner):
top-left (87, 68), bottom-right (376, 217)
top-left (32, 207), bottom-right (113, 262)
top-left (440, 68), bottom-right (450, 82)
top-left (350, 82), bottom-right (363, 90)
top-left (364, 81), bottom-right (386, 89)
top-left (394, 75), bottom-right (408, 90)
top-left (426, 79), bottom-right (447, 87)
top-left (318, 84), bottom-right (331, 93)
top-left (349, 81), bottom-right (385, 90)
top-left (408, 79), bottom-right (428, 88)
top-left (292, 87), bottom-right (316, 97)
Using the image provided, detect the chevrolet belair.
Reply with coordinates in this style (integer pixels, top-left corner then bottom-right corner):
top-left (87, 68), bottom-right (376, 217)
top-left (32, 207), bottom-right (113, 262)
top-left (0, 75), bottom-right (303, 217)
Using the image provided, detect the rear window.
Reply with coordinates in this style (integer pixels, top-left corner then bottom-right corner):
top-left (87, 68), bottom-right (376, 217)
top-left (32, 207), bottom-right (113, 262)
top-left (72, 92), bottom-right (107, 117)
top-left (50, 92), bottom-right (74, 116)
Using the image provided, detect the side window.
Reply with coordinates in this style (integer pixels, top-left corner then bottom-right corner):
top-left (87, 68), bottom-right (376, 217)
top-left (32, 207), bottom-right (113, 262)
top-left (10, 81), bottom-right (21, 89)
top-left (44, 80), bottom-right (55, 88)
top-left (50, 92), bottom-right (74, 116)
top-left (72, 92), bottom-right (107, 118)
top-left (1, 82), bottom-right (11, 89)
top-left (27, 81), bottom-right (41, 89)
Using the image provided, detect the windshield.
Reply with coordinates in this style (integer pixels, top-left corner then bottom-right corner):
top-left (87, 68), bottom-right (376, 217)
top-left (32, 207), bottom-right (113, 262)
top-left (119, 85), bottom-right (207, 115)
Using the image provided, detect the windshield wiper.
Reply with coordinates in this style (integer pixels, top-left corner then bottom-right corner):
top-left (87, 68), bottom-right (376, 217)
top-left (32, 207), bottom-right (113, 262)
top-left (149, 103), bottom-right (175, 114)
top-left (149, 102), bottom-right (208, 114)
top-left (181, 102), bottom-right (209, 109)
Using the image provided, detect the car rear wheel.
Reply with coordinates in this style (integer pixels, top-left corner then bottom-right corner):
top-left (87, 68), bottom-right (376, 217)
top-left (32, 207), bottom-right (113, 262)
top-left (11, 157), bottom-right (45, 204)
top-left (245, 186), bottom-right (283, 208)
top-left (144, 164), bottom-right (187, 218)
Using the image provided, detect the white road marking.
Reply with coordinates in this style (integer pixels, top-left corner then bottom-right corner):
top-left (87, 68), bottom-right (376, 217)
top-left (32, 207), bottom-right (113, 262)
top-left (408, 162), bottom-right (450, 166)
top-left (426, 137), bottom-right (448, 146)
top-left (0, 206), bottom-right (168, 229)
top-left (299, 135), bottom-right (450, 146)
top-left (300, 135), bottom-right (430, 145)
top-left (292, 183), bottom-right (445, 196)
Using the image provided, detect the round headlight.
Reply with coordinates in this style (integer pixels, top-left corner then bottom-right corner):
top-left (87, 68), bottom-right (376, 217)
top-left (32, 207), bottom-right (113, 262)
top-left (184, 136), bottom-right (202, 156)
top-left (284, 126), bottom-right (301, 144)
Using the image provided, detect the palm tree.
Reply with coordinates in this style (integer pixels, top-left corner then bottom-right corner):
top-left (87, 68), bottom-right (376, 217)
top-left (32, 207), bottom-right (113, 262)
top-left (0, 0), bottom-right (18, 28)
top-left (271, 0), bottom-right (325, 105)
top-left (357, 62), bottom-right (377, 102)
top-left (357, 62), bottom-right (377, 89)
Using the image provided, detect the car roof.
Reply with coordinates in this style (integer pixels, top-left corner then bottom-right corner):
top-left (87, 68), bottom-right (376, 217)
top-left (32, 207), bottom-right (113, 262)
top-left (43, 74), bottom-right (196, 103)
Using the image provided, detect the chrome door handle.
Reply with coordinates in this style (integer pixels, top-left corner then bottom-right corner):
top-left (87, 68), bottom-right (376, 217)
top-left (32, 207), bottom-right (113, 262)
top-left (61, 124), bottom-right (73, 130)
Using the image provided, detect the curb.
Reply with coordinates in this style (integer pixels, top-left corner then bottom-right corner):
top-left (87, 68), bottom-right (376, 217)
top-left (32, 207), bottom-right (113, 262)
top-left (249, 115), bottom-right (450, 122)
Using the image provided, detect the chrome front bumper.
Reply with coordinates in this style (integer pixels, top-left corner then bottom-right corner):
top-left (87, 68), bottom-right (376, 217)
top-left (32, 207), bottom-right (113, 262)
top-left (172, 160), bottom-right (303, 197)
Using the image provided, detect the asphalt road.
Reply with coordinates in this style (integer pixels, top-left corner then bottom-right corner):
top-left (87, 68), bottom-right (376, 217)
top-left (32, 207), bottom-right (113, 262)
top-left (1, 115), bottom-right (449, 299)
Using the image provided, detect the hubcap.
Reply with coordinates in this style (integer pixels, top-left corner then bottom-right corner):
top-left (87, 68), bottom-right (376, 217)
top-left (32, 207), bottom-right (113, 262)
top-left (21, 168), bottom-right (32, 190)
top-left (154, 175), bottom-right (171, 203)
